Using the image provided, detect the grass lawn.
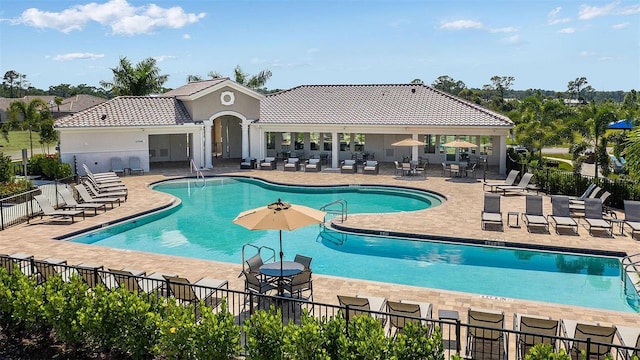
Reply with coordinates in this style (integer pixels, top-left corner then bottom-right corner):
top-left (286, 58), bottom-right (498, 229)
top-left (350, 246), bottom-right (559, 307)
top-left (0, 131), bottom-right (48, 159)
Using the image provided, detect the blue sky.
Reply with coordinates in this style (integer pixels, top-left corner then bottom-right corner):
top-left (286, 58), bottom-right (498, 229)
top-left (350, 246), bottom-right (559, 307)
top-left (0, 0), bottom-right (638, 92)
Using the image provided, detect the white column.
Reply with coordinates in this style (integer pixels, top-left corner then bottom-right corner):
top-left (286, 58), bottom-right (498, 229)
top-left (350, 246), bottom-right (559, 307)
top-left (332, 132), bottom-right (339, 168)
top-left (412, 133), bottom-right (419, 161)
top-left (203, 120), bottom-right (212, 168)
top-left (241, 119), bottom-right (250, 159)
top-left (499, 134), bottom-right (507, 175)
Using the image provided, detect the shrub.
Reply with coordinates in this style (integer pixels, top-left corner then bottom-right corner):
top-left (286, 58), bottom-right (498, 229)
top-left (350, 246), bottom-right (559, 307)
top-left (43, 275), bottom-right (91, 350)
top-left (0, 152), bottom-right (13, 183)
top-left (320, 312), bottom-right (349, 359)
top-left (344, 315), bottom-right (389, 359)
top-left (27, 154), bottom-right (71, 180)
top-left (154, 300), bottom-right (197, 359)
top-left (191, 300), bottom-right (241, 359)
top-left (525, 343), bottom-right (571, 360)
top-left (391, 324), bottom-right (444, 360)
top-left (283, 311), bottom-right (330, 360)
top-left (244, 306), bottom-right (285, 360)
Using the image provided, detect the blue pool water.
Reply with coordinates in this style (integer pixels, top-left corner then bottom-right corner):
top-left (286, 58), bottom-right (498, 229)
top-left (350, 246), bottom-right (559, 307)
top-left (72, 177), bottom-right (639, 312)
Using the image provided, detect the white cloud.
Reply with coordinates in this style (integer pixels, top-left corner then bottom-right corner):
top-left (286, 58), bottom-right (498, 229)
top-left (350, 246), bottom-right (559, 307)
top-left (307, 48), bottom-right (319, 54)
top-left (439, 20), bottom-right (483, 30)
top-left (14, 0), bottom-right (206, 35)
top-left (500, 34), bottom-right (522, 45)
top-left (51, 52), bottom-right (104, 61)
top-left (578, 2), bottom-right (617, 20)
top-left (182, 33), bottom-right (191, 39)
top-left (579, 50), bottom-right (596, 57)
top-left (153, 55), bottom-right (177, 62)
top-left (490, 27), bottom-right (518, 33)
top-left (618, 3), bottom-right (640, 15)
top-left (547, 6), bottom-right (571, 25)
top-left (612, 22), bottom-right (630, 29)
top-left (559, 27), bottom-right (575, 34)
top-left (250, 57), bottom-right (267, 64)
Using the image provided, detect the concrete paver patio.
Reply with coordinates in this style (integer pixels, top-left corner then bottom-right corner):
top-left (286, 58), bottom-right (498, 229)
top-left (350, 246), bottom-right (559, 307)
top-left (2, 160), bottom-right (639, 329)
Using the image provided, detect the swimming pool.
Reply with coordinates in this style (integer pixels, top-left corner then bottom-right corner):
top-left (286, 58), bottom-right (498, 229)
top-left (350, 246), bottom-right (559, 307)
top-left (71, 177), bottom-right (639, 313)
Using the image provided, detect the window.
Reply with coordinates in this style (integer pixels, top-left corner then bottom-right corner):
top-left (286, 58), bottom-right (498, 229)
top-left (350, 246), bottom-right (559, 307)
top-left (281, 132), bottom-right (291, 151)
top-left (294, 133), bottom-right (304, 150)
top-left (310, 132), bottom-right (320, 150)
top-left (323, 133), bottom-right (332, 151)
top-left (339, 133), bottom-right (351, 151)
top-left (481, 136), bottom-right (493, 155)
top-left (423, 135), bottom-right (436, 154)
top-left (266, 132), bottom-right (275, 150)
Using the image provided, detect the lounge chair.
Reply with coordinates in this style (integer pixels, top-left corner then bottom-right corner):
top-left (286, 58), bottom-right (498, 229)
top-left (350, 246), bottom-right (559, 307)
top-left (110, 157), bottom-right (125, 176)
top-left (522, 195), bottom-right (549, 233)
top-left (583, 198), bottom-right (612, 236)
top-left (386, 299), bottom-right (432, 336)
top-left (337, 294), bottom-right (387, 323)
top-left (33, 258), bottom-right (75, 283)
top-left (483, 170), bottom-right (519, 192)
top-left (108, 269), bottom-right (153, 294)
top-left (570, 191), bottom-right (610, 213)
top-left (129, 156), bottom-right (144, 175)
top-left (259, 157), bottom-right (277, 170)
top-left (74, 184), bottom-right (121, 208)
top-left (283, 157), bottom-right (300, 171)
top-left (547, 196), bottom-right (579, 235)
top-left (561, 320), bottom-right (616, 360)
top-left (305, 158), bottom-right (321, 172)
top-left (514, 313), bottom-right (558, 360)
top-left (0, 253), bottom-right (33, 276)
top-left (58, 188), bottom-right (106, 215)
top-left (481, 193), bottom-right (503, 231)
top-left (340, 160), bottom-right (357, 173)
top-left (615, 325), bottom-right (640, 360)
top-left (362, 160), bottom-right (379, 175)
top-left (496, 172), bottom-right (534, 195)
top-left (163, 275), bottom-right (228, 308)
top-left (85, 181), bottom-right (128, 201)
top-left (82, 163), bottom-right (118, 178)
top-left (466, 308), bottom-right (507, 360)
top-left (76, 263), bottom-right (117, 289)
top-left (34, 195), bottom-right (85, 223)
top-left (568, 183), bottom-right (597, 203)
top-left (623, 200), bottom-right (640, 238)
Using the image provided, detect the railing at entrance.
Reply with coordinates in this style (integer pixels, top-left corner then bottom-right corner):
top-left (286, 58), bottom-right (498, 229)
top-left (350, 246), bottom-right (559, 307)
top-left (189, 159), bottom-right (206, 187)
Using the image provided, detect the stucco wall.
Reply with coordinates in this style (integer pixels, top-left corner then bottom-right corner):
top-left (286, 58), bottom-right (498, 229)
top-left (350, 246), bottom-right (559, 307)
top-left (182, 86), bottom-right (260, 120)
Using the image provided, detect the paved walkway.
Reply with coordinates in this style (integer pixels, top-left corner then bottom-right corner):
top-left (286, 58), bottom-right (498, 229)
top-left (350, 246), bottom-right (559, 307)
top-left (1, 160), bottom-right (639, 329)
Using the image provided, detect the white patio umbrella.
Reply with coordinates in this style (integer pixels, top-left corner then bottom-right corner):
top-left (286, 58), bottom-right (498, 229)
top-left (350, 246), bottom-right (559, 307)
top-left (442, 140), bottom-right (477, 148)
top-left (232, 199), bottom-right (326, 295)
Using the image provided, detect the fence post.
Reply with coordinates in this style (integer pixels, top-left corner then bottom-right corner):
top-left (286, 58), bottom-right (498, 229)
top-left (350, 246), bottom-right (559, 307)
top-left (585, 337), bottom-right (592, 359)
top-left (345, 305), bottom-right (351, 336)
top-left (455, 319), bottom-right (461, 354)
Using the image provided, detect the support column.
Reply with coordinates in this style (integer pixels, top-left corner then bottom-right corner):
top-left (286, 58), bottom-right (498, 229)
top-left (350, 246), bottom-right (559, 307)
top-left (332, 132), bottom-right (339, 168)
top-left (499, 134), bottom-right (507, 175)
top-left (412, 133), bottom-right (419, 161)
top-left (203, 120), bottom-right (212, 169)
top-left (241, 119), bottom-right (250, 159)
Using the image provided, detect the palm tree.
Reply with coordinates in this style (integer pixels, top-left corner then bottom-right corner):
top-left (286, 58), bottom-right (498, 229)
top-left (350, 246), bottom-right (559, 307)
top-left (6, 98), bottom-right (52, 156)
top-left (207, 65), bottom-right (272, 90)
top-left (100, 57), bottom-right (169, 96)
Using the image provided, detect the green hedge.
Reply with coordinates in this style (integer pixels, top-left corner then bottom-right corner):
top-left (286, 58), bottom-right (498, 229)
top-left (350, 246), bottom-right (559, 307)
top-left (0, 267), bottom-right (445, 359)
top-left (27, 153), bottom-right (72, 180)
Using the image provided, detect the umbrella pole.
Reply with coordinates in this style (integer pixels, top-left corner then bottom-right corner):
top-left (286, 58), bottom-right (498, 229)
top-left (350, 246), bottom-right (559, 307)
top-left (279, 230), bottom-right (283, 296)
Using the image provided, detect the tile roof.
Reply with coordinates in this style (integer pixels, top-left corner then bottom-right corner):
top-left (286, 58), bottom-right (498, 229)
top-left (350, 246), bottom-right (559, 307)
top-left (162, 78), bottom-right (229, 97)
top-left (260, 84), bottom-right (514, 127)
top-left (55, 96), bottom-right (192, 128)
top-left (58, 95), bottom-right (107, 112)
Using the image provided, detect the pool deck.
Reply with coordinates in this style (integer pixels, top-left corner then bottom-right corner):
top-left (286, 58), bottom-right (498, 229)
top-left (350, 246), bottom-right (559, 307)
top-left (2, 160), bottom-right (639, 328)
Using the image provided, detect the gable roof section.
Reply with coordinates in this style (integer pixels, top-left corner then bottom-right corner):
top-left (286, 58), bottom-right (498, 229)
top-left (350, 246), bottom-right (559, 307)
top-left (55, 96), bottom-right (192, 128)
top-left (162, 78), bottom-right (265, 101)
top-left (260, 84), bottom-right (513, 127)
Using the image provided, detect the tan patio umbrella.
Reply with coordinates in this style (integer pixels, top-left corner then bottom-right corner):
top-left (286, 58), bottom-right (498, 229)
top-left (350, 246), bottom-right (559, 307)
top-left (232, 199), bottom-right (326, 294)
top-left (442, 140), bottom-right (477, 148)
top-left (391, 138), bottom-right (425, 147)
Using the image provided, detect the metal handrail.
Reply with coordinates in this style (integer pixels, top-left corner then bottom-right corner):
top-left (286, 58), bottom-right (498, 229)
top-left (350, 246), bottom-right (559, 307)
top-left (621, 252), bottom-right (640, 296)
top-left (189, 159), bottom-right (206, 187)
top-left (320, 198), bottom-right (348, 223)
top-left (241, 244), bottom-right (276, 274)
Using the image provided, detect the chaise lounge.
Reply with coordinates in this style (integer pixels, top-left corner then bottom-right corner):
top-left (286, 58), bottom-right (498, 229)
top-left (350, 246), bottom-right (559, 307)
top-left (305, 158), bottom-right (321, 172)
top-left (283, 157), bottom-right (300, 171)
top-left (362, 160), bottom-right (379, 175)
top-left (259, 157), bottom-right (277, 170)
top-left (340, 160), bottom-right (357, 173)
top-left (547, 195), bottom-right (579, 235)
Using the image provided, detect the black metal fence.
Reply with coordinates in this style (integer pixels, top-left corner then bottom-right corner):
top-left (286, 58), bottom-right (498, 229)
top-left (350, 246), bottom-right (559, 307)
top-left (1, 254), bottom-right (637, 360)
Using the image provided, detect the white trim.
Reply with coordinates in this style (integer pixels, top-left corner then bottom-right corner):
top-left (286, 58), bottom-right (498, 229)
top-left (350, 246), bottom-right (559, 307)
top-left (176, 79), bottom-right (265, 102)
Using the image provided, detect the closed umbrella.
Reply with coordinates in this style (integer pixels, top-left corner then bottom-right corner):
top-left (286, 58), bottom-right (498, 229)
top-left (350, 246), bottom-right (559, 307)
top-left (232, 199), bottom-right (326, 295)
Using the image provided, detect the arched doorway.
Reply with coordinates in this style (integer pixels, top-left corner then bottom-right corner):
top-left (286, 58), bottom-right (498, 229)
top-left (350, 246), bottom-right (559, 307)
top-left (211, 112), bottom-right (245, 159)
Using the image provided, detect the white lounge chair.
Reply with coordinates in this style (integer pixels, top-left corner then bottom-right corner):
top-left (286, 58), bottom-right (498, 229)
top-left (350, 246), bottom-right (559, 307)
top-left (58, 188), bottom-right (106, 215)
top-left (496, 172), bottom-right (534, 195)
top-left (583, 198), bottom-right (612, 236)
top-left (481, 193), bottom-right (503, 231)
top-left (568, 183), bottom-right (597, 203)
top-left (74, 184), bottom-right (121, 208)
top-left (483, 170), bottom-right (519, 192)
top-left (547, 196), bottom-right (579, 235)
top-left (623, 200), bottom-right (640, 238)
top-left (615, 325), bottom-right (640, 360)
top-left (34, 195), bottom-right (85, 223)
top-left (522, 195), bottom-right (549, 233)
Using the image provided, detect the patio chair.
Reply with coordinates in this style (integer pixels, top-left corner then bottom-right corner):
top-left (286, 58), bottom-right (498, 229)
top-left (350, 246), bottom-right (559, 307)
top-left (615, 325), bottom-right (640, 360)
top-left (82, 163), bottom-right (118, 179)
top-left (340, 160), bottom-right (357, 173)
top-left (259, 157), bottom-right (277, 170)
top-left (560, 320), bottom-right (616, 360)
top-left (284, 157), bottom-right (300, 171)
top-left (449, 163), bottom-right (461, 177)
top-left (58, 188), bottom-right (107, 215)
top-left (281, 269), bottom-right (313, 302)
top-left (108, 268), bottom-right (158, 294)
top-left (569, 186), bottom-right (602, 205)
top-left (34, 195), bottom-right (85, 223)
top-left (110, 157), bottom-right (125, 176)
top-left (245, 253), bottom-right (265, 279)
top-left (362, 160), bottom-right (379, 175)
top-left (483, 170), bottom-right (519, 192)
top-left (413, 161), bottom-right (427, 178)
top-left (74, 184), bottom-right (121, 208)
top-left (623, 200), bottom-right (640, 238)
top-left (496, 172), bottom-right (534, 195)
top-left (129, 156), bottom-right (144, 175)
top-left (85, 181), bottom-right (128, 201)
top-left (569, 191), bottom-right (610, 213)
top-left (514, 313), bottom-right (558, 360)
top-left (240, 157), bottom-right (256, 169)
top-left (466, 162), bottom-right (478, 179)
top-left (305, 158), bottom-right (321, 172)
top-left (163, 275), bottom-right (228, 309)
top-left (481, 193), bottom-right (503, 231)
top-left (521, 195), bottom-right (549, 233)
top-left (386, 299), bottom-right (432, 336)
top-left (568, 183), bottom-right (597, 203)
top-left (243, 271), bottom-right (277, 310)
top-left (466, 308), bottom-right (507, 360)
top-left (583, 198), bottom-right (613, 236)
top-left (547, 196), bottom-right (579, 235)
top-left (395, 161), bottom-right (403, 176)
top-left (293, 254), bottom-right (312, 271)
top-left (337, 294), bottom-right (387, 323)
